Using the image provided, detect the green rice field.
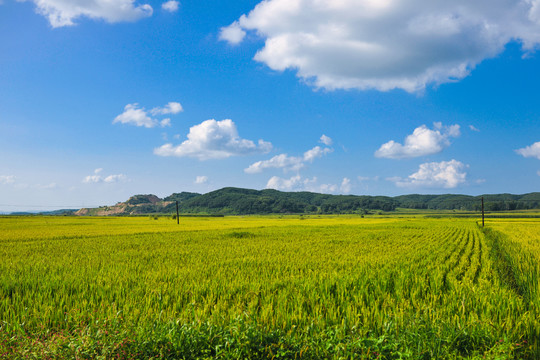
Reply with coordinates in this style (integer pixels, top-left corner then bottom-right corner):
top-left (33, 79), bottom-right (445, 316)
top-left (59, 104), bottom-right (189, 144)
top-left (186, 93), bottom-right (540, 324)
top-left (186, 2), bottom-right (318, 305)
top-left (0, 215), bottom-right (539, 359)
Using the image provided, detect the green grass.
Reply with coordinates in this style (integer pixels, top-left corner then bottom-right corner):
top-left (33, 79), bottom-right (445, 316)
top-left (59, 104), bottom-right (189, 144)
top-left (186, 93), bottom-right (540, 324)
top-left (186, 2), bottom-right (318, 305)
top-left (0, 216), bottom-right (539, 359)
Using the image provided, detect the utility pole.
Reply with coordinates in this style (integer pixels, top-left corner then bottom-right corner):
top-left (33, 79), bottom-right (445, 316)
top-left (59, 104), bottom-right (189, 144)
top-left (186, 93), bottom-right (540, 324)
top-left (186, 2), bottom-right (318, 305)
top-left (481, 196), bottom-right (484, 227)
top-left (176, 201), bottom-right (179, 225)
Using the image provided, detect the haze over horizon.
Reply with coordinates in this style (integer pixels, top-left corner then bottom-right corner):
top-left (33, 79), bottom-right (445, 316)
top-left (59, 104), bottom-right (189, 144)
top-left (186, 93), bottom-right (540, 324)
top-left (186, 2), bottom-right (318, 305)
top-left (1, 0), bottom-right (539, 212)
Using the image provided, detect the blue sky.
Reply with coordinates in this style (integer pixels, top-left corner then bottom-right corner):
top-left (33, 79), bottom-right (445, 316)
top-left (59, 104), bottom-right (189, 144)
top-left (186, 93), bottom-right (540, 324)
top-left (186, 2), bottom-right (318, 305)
top-left (0, 0), bottom-right (539, 211)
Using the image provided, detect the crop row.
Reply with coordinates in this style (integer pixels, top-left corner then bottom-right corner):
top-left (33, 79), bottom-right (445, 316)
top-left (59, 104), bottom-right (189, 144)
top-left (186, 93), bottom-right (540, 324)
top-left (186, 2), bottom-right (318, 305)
top-left (0, 216), bottom-right (538, 358)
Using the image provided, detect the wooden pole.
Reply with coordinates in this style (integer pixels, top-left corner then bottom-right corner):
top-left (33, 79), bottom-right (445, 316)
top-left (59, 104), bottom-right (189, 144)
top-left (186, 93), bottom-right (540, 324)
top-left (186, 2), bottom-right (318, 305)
top-left (176, 201), bottom-right (179, 225)
top-left (481, 196), bottom-right (484, 227)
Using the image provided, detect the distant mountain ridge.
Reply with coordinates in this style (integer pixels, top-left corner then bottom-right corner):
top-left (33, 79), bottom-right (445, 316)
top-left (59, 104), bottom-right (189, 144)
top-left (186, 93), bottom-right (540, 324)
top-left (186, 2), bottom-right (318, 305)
top-left (73, 187), bottom-right (540, 216)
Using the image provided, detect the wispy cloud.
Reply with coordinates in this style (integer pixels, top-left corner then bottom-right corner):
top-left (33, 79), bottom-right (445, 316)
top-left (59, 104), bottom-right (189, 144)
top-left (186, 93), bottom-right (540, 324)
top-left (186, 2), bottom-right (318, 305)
top-left (358, 176), bottom-right (379, 182)
top-left (83, 169), bottom-right (127, 184)
top-left (0, 175), bottom-right (15, 185)
top-left (150, 102), bottom-right (183, 116)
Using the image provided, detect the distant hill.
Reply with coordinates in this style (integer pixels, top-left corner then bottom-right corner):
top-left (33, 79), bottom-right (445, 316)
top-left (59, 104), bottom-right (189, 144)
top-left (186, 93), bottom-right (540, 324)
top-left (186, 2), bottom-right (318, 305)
top-left (8, 209), bottom-right (77, 216)
top-left (74, 188), bottom-right (540, 216)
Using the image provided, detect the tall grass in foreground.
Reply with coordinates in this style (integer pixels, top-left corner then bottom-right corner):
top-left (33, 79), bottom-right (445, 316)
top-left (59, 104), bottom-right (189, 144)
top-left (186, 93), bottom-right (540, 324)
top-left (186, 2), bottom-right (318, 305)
top-left (0, 216), bottom-right (538, 359)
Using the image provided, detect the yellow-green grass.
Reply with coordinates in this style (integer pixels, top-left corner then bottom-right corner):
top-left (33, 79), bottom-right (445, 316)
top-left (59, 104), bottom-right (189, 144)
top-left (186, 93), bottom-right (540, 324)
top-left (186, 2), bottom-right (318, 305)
top-left (0, 216), bottom-right (538, 359)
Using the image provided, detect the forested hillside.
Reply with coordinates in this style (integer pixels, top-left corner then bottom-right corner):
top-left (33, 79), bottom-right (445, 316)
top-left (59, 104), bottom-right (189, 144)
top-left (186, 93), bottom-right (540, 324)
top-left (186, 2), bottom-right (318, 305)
top-left (74, 188), bottom-right (540, 215)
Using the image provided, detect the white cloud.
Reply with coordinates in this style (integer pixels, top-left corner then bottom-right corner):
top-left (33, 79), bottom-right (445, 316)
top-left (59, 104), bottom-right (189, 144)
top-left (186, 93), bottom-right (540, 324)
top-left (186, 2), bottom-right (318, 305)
top-left (469, 125), bottom-right (480, 132)
top-left (266, 175), bottom-right (303, 191)
top-left (303, 146), bottom-right (333, 162)
top-left (83, 175), bottom-right (101, 183)
top-left (245, 145), bottom-right (332, 173)
top-left (83, 169), bottom-right (127, 184)
top-left (340, 177), bottom-right (351, 194)
top-left (160, 118), bottom-right (171, 127)
top-left (0, 175), bottom-right (15, 185)
top-left (516, 142), bottom-right (540, 160)
top-left (266, 175), bottom-right (349, 194)
top-left (391, 159), bottom-right (468, 189)
top-left (195, 175), bottom-right (208, 184)
top-left (320, 134), bottom-right (333, 146)
top-left (83, 169), bottom-right (102, 183)
top-left (24, 0), bottom-right (153, 28)
top-left (317, 183), bottom-right (338, 193)
top-left (154, 119), bottom-right (272, 160)
top-left (219, 21), bottom-right (246, 45)
top-left (162, 0), bottom-right (179, 13)
top-left (103, 174), bottom-right (127, 183)
top-left (245, 154), bottom-right (304, 173)
top-left (113, 103), bottom-right (157, 128)
top-left (151, 102), bottom-right (183, 115)
top-left (537, 170), bottom-right (540, 177)
top-left (222, 0), bottom-right (540, 92)
top-left (113, 102), bottom-right (181, 128)
top-left (375, 123), bottom-right (460, 159)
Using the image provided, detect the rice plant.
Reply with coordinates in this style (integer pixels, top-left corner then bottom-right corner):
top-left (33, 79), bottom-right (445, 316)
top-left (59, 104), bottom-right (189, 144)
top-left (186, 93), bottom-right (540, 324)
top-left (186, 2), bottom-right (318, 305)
top-left (0, 215), bottom-right (538, 359)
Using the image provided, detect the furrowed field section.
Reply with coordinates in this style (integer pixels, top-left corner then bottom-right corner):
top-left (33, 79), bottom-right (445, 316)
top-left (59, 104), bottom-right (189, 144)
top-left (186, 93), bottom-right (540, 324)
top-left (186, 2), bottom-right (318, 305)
top-left (0, 216), bottom-right (539, 359)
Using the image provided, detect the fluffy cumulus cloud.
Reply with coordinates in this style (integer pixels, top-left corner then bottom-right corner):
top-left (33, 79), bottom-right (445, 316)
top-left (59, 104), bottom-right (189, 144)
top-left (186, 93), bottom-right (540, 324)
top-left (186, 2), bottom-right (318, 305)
top-left (375, 123), bottom-right (460, 159)
top-left (221, 0), bottom-right (540, 92)
top-left (113, 102), bottom-right (181, 128)
top-left (195, 175), bottom-right (208, 184)
top-left (219, 21), bottom-right (247, 44)
top-left (391, 159), bottom-right (468, 188)
top-left (83, 169), bottom-right (127, 183)
top-left (0, 175), bottom-right (15, 185)
top-left (154, 119), bottom-right (272, 160)
top-left (266, 175), bottom-right (304, 191)
top-left (516, 142), bottom-right (540, 160)
top-left (22, 0), bottom-right (153, 28)
top-left (162, 0), bottom-right (179, 13)
top-left (245, 145), bottom-right (332, 173)
top-left (266, 175), bottom-right (350, 194)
